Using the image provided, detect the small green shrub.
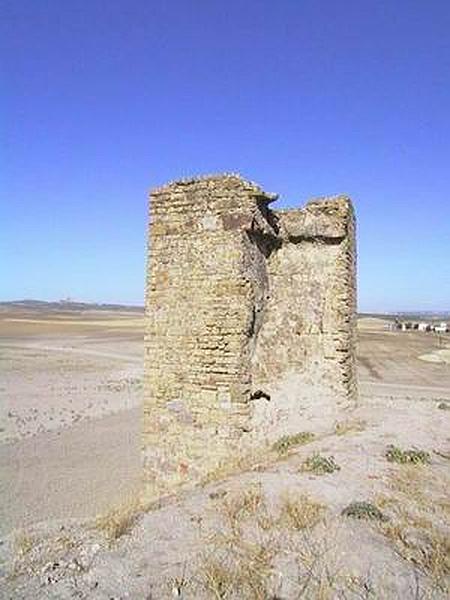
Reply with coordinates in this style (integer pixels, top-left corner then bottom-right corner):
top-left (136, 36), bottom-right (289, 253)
top-left (301, 453), bottom-right (340, 475)
top-left (385, 445), bottom-right (431, 465)
top-left (437, 402), bottom-right (449, 410)
top-left (341, 501), bottom-right (389, 522)
top-left (272, 432), bottom-right (315, 454)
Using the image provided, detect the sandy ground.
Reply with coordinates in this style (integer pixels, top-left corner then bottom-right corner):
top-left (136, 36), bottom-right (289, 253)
top-left (1, 312), bottom-right (449, 598)
top-left (0, 308), bottom-right (143, 535)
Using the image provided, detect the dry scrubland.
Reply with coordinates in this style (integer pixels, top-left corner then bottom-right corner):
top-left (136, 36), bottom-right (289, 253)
top-left (1, 308), bottom-right (449, 598)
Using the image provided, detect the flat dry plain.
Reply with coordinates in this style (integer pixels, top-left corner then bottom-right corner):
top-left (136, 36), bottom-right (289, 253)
top-left (1, 308), bottom-right (449, 598)
top-left (0, 306), bottom-right (144, 534)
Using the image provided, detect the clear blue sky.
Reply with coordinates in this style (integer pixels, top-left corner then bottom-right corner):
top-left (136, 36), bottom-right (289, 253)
top-left (1, 1), bottom-right (449, 311)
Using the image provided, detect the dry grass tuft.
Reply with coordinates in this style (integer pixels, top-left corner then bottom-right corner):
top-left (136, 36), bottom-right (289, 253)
top-left (168, 566), bottom-right (191, 597)
top-left (256, 512), bottom-right (276, 532)
top-left (376, 465), bottom-right (450, 589)
top-left (198, 483), bottom-right (280, 598)
top-left (381, 517), bottom-right (450, 582)
top-left (382, 465), bottom-right (430, 505)
top-left (95, 497), bottom-right (141, 542)
top-left (334, 418), bottom-right (366, 436)
top-left (220, 484), bottom-right (265, 533)
top-left (278, 492), bottom-right (326, 531)
top-left (199, 557), bottom-right (236, 598)
top-left (14, 530), bottom-right (34, 557)
top-left (199, 539), bottom-right (277, 599)
top-left (293, 532), bottom-right (342, 599)
top-left (272, 431), bottom-right (315, 454)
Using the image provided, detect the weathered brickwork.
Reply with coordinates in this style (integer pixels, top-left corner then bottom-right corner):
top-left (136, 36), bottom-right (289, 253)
top-left (143, 175), bottom-right (357, 499)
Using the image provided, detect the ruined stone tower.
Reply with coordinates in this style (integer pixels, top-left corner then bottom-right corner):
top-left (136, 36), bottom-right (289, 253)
top-left (143, 175), bottom-right (357, 499)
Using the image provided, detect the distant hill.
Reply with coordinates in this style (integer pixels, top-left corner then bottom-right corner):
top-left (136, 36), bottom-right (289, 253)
top-left (0, 299), bottom-right (144, 313)
top-left (358, 311), bottom-right (450, 322)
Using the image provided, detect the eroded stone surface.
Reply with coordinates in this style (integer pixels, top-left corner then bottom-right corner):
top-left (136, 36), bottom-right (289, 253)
top-left (143, 175), bottom-right (357, 499)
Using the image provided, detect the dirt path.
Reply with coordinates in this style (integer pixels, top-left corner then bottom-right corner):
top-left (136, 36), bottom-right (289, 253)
top-left (360, 380), bottom-right (450, 397)
top-left (0, 341), bottom-right (141, 363)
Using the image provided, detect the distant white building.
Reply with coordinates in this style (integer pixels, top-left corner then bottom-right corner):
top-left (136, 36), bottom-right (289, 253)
top-left (417, 322), bottom-right (430, 332)
top-left (434, 322), bottom-right (449, 333)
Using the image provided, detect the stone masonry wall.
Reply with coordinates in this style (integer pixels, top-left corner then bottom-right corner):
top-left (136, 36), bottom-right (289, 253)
top-left (143, 175), bottom-right (357, 500)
